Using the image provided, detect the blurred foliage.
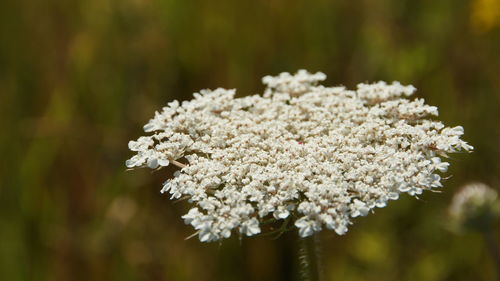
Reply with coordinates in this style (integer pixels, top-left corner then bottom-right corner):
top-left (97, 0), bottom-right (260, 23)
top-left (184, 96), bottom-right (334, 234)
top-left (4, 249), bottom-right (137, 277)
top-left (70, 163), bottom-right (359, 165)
top-left (1, 0), bottom-right (500, 280)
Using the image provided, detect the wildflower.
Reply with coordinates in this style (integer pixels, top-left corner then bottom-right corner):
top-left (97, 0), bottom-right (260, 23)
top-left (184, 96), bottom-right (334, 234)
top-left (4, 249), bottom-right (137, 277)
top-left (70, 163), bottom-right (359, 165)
top-left (127, 70), bottom-right (473, 242)
top-left (449, 182), bottom-right (500, 232)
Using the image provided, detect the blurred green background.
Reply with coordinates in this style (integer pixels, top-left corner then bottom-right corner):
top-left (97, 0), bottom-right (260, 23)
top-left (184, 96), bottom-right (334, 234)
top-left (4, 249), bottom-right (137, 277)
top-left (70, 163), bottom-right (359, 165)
top-left (1, 0), bottom-right (500, 280)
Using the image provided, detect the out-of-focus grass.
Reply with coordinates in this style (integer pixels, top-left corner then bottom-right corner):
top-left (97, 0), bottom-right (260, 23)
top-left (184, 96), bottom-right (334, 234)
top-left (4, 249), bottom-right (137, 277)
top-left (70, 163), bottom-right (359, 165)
top-left (1, 0), bottom-right (499, 280)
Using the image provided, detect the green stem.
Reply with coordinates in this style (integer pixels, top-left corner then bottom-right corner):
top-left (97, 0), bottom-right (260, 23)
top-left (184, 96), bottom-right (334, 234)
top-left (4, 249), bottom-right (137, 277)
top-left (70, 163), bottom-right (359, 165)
top-left (483, 230), bottom-right (500, 281)
top-left (298, 234), bottom-right (323, 281)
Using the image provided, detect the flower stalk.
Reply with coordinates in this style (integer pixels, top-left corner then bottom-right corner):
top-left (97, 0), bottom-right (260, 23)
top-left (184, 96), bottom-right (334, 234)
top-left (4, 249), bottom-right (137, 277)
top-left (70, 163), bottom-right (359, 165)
top-left (483, 230), bottom-right (500, 281)
top-left (298, 234), bottom-right (323, 281)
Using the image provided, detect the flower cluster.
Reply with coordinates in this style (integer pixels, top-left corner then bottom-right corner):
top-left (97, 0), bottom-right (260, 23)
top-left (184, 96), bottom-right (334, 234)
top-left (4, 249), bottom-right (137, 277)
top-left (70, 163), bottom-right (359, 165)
top-left (126, 70), bottom-right (473, 242)
top-left (449, 182), bottom-right (500, 232)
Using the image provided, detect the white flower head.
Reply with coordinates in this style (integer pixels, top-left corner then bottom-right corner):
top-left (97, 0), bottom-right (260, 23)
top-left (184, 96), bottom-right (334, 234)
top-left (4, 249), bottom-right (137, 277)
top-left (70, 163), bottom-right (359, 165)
top-left (127, 70), bottom-right (473, 242)
top-left (449, 182), bottom-right (500, 232)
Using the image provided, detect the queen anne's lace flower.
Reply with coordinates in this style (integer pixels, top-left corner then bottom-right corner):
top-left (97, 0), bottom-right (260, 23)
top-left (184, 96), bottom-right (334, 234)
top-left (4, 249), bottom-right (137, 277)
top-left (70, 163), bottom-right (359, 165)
top-left (126, 70), bottom-right (473, 242)
top-left (449, 182), bottom-right (500, 231)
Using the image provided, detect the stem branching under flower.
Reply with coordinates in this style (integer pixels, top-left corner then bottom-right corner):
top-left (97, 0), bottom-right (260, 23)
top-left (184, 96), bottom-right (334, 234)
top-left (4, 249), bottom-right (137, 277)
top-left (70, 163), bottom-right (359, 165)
top-left (170, 159), bottom-right (187, 168)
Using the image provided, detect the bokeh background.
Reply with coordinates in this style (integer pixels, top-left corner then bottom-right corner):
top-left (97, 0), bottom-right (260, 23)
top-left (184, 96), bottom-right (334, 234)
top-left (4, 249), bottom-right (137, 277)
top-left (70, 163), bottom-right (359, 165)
top-left (1, 0), bottom-right (500, 280)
